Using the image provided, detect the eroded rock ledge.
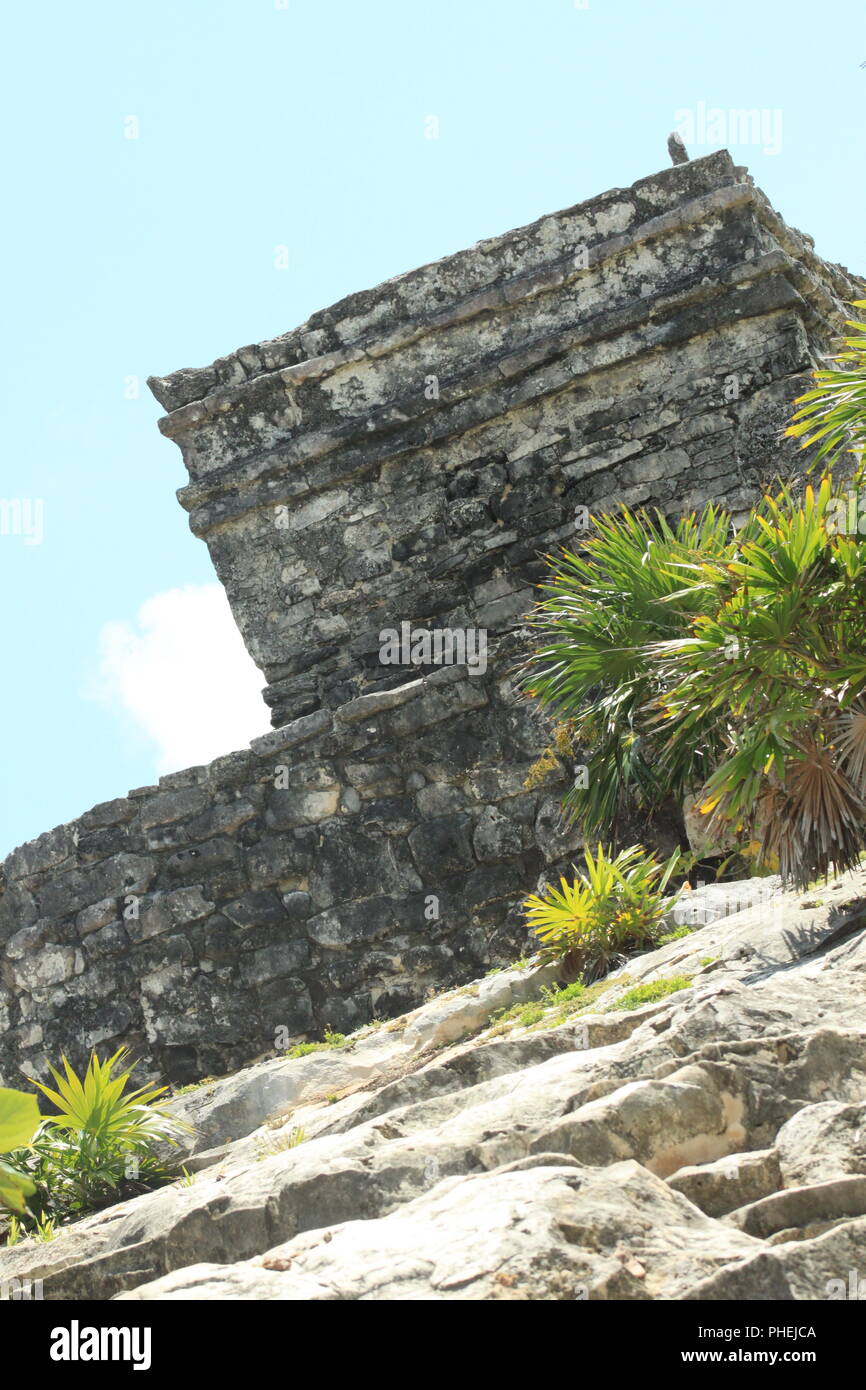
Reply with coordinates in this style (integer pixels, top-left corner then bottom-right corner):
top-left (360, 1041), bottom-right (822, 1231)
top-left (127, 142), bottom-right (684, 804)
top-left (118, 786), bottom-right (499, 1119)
top-left (2, 871), bottom-right (865, 1300)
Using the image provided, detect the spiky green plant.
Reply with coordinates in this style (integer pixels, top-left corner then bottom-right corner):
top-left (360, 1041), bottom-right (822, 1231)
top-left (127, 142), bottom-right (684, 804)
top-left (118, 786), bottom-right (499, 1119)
top-left (8, 1048), bottom-right (190, 1225)
top-left (521, 504), bottom-right (735, 834)
top-left (524, 844), bottom-right (682, 982)
top-left (657, 479), bottom-right (866, 884)
top-left (28, 1048), bottom-right (185, 1150)
top-left (787, 301), bottom-right (866, 468)
top-left (523, 476), bottom-right (866, 888)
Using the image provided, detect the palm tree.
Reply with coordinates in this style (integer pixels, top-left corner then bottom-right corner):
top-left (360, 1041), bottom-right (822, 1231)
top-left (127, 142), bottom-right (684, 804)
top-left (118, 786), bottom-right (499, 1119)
top-left (523, 303), bottom-right (866, 888)
top-left (523, 480), bottom-right (866, 887)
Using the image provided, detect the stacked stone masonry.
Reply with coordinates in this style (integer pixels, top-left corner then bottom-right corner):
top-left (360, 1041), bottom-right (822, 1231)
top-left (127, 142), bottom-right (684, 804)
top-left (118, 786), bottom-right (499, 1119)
top-left (1, 151), bottom-right (862, 1086)
top-left (0, 650), bottom-right (578, 1085)
top-left (150, 151), bottom-right (861, 726)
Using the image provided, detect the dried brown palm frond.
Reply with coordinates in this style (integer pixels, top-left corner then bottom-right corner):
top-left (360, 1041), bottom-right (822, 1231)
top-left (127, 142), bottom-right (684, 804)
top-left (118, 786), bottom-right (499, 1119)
top-left (758, 737), bottom-right (866, 887)
top-left (834, 699), bottom-right (866, 797)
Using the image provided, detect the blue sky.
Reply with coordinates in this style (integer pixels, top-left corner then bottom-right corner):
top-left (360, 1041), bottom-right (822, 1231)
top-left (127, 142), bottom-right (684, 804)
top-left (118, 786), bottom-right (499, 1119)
top-left (1, 0), bottom-right (864, 859)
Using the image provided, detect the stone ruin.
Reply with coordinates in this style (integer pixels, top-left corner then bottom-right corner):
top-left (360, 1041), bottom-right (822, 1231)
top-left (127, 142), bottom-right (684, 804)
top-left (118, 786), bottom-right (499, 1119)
top-left (1, 150), bottom-right (861, 1085)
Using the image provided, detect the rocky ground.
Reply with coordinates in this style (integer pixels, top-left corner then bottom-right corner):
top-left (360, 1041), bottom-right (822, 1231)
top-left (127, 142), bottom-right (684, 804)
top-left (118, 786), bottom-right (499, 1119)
top-left (2, 870), bottom-right (866, 1301)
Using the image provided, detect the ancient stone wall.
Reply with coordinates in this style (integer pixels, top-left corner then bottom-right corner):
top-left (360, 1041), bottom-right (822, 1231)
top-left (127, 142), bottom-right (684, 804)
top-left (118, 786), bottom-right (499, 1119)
top-left (1, 150), bottom-right (861, 1086)
top-left (0, 646), bottom-right (577, 1085)
top-left (150, 151), bottom-right (861, 727)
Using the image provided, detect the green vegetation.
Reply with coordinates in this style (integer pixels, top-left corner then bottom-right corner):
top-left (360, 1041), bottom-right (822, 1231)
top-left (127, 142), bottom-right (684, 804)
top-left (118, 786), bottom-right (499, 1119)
top-left (488, 977), bottom-right (619, 1037)
top-left (515, 1004), bottom-right (546, 1027)
top-left (609, 976), bottom-right (692, 1011)
top-left (521, 324), bottom-right (866, 890)
top-left (488, 968), bottom-right (695, 1036)
top-left (523, 476), bottom-right (866, 888)
top-left (286, 1029), bottom-right (348, 1061)
top-left (522, 505), bottom-right (734, 835)
top-left (657, 924), bottom-right (692, 946)
top-left (487, 1000), bottom-right (546, 1034)
top-left (542, 979), bottom-right (589, 1008)
top-left (172, 1075), bottom-right (218, 1097)
top-left (0, 1087), bottom-right (41, 1215)
top-left (787, 301), bottom-right (866, 467)
top-left (523, 843), bottom-right (681, 982)
top-left (33, 1215), bottom-right (57, 1242)
top-left (1, 1049), bottom-right (189, 1239)
top-left (256, 1125), bottom-right (305, 1161)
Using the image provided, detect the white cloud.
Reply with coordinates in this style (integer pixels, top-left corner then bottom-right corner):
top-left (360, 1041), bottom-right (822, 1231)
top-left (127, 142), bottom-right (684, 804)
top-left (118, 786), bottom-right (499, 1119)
top-left (88, 584), bottom-right (271, 774)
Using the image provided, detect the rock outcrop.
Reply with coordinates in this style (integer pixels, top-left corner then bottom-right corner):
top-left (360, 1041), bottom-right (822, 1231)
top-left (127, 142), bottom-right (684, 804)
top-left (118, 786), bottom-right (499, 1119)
top-left (3, 870), bottom-right (866, 1300)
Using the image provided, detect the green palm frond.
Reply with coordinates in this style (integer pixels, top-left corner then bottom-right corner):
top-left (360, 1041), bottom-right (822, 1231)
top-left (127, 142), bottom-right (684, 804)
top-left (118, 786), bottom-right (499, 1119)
top-left (523, 471), bottom-right (866, 887)
top-left (787, 302), bottom-right (866, 466)
top-left (521, 503), bottom-right (734, 829)
top-left (29, 1048), bottom-right (188, 1149)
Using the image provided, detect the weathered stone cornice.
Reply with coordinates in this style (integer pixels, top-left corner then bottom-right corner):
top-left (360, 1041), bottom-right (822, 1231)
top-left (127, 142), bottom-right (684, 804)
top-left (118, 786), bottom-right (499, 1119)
top-left (147, 149), bottom-right (863, 726)
top-left (149, 152), bottom-right (860, 421)
top-left (152, 169), bottom-right (859, 438)
top-left (153, 159), bottom-right (862, 554)
top-left (170, 265), bottom-right (830, 542)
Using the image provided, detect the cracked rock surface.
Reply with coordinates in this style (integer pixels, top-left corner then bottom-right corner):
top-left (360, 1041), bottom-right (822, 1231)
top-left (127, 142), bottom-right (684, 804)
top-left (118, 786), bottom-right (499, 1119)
top-left (2, 870), bottom-right (866, 1300)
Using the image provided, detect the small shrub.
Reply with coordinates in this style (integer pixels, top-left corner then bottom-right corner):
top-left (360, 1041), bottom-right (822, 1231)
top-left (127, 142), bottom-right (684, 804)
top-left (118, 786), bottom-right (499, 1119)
top-left (611, 976), bottom-right (692, 1011)
top-left (541, 980), bottom-right (587, 1008)
top-left (522, 458), bottom-right (866, 887)
top-left (521, 506), bottom-right (732, 834)
top-left (657, 924), bottom-right (692, 946)
top-left (516, 1004), bottom-right (545, 1028)
top-left (487, 977), bottom-right (618, 1037)
top-left (6, 1048), bottom-right (190, 1229)
top-left (33, 1215), bottom-right (56, 1242)
top-left (257, 1126), bottom-right (305, 1160)
top-left (523, 844), bottom-right (681, 983)
top-left (286, 1030), bottom-right (348, 1061)
top-left (173, 1075), bottom-right (218, 1097)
